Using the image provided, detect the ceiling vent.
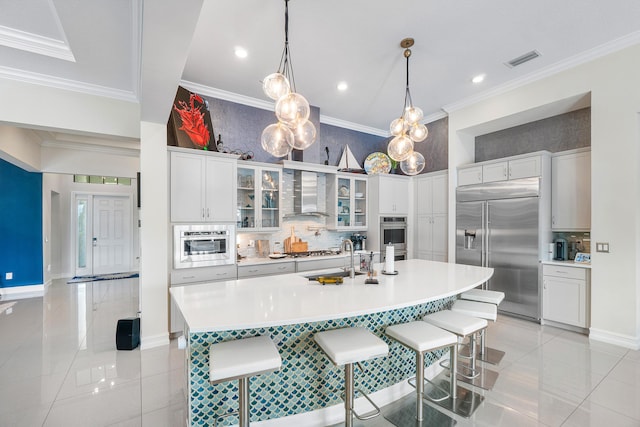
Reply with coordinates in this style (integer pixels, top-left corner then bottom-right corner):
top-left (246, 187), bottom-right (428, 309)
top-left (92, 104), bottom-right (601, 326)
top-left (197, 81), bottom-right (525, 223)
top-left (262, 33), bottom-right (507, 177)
top-left (505, 50), bottom-right (541, 68)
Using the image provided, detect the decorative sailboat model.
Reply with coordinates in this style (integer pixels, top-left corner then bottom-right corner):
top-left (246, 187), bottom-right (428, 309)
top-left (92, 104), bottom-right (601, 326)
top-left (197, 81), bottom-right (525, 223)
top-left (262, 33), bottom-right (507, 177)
top-left (337, 145), bottom-right (365, 173)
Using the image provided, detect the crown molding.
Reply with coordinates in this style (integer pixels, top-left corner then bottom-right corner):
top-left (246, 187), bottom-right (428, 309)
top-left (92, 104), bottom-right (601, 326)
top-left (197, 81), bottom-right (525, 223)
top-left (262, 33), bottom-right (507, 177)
top-left (180, 81), bottom-right (275, 111)
top-left (444, 31), bottom-right (640, 114)
top-left (318, 115), bottom-right (388, 137)
top-left (0, 24), bottom-right (75, 62)
top-left (424, 110), bottom-right (448, 124)
top-left (0, 65), bottom-right (138, 102)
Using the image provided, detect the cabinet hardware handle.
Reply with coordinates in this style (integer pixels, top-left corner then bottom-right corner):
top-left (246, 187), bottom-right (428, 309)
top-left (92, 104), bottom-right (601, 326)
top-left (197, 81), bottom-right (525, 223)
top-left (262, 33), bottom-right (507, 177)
top-left (503, 167), bottom-right (507, 177)
top-left (543, 280), bottom-right (546, 289)
top-left (202, 208), bottom-right (205, 218)
top-left (509, 166), bottom-right (513, 177)
top-left (216, 273), bottom-right (227, 276)
top-left (277, 266), bottom-right (287, 270)
top-left (478, 172), bottom-right (481, 181)
top-left (248, 269), bottom-right (258, 273)
top-left (183, 275), bottom-right (196, 279)
top-left (554, 270), bottom-right (568, 274)
top-left (207, 208), bottom-right (210, 218)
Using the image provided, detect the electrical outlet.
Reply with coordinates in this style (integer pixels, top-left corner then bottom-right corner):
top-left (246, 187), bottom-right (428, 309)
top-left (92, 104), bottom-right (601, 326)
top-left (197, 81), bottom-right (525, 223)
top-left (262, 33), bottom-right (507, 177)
top-left (5, 272), bottom-right (13, 280)
top-left (248, 240), bottom-right (255, 247)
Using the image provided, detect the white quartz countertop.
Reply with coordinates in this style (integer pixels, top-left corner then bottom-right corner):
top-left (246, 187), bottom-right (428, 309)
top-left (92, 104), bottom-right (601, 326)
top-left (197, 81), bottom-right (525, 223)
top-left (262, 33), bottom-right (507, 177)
top-left (170, 259), bottom-right (494, 333)
top-left (541, 260), bottom-right (592, 269)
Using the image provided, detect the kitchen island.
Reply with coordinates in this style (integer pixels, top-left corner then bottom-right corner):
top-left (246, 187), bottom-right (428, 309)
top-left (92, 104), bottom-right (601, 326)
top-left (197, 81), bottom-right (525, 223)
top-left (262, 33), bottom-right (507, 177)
top-left (171, 259), bottom-right (493, 426)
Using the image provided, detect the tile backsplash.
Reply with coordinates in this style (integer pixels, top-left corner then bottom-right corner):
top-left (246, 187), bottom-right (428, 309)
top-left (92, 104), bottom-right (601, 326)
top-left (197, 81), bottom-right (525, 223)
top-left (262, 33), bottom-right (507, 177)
top-left (552, 231), bottom-right (591, 260)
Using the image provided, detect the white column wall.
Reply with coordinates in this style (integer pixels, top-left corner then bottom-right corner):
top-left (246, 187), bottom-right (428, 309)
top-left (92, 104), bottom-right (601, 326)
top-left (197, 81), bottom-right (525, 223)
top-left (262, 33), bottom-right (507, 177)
top-left (139, 121), bottom-right (169, 349)
top-left (447, 44), bottom-right (640, 348)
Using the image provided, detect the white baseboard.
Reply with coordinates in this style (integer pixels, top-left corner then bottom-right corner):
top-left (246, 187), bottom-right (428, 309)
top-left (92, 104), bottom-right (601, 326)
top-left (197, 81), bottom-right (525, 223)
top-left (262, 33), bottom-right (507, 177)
top-left (253, 356), bottom-right (447, 427)
top-left (589, 327), bottom-right (640, 350)
top-left (141, 332), bottom-right (170, 350)
top-left (0, 284), bottom-right (45, 300)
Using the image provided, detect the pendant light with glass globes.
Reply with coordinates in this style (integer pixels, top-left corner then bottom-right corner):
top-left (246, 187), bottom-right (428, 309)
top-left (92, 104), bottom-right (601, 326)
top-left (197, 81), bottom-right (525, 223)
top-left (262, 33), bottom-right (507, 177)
top-left (387, 38), bottom-right (427, 175)
top-left (261, 0), bottom-right (316, 157)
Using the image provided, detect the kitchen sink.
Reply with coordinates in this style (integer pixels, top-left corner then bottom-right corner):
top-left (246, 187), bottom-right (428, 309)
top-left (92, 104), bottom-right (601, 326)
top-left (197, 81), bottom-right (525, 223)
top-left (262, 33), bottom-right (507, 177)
top-left (304, 270), bottom-right (365, 280)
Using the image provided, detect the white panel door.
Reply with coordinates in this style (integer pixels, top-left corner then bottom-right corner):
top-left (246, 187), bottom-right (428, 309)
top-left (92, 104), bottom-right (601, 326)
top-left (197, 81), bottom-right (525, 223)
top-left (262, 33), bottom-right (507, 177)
top-left (93, 196), bottom-right (131, 275)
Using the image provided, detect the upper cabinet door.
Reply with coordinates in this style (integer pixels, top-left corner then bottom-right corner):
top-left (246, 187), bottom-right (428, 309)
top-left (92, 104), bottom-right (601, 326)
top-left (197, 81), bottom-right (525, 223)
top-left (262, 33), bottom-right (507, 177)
top-left (205, 157), bottom-right (236, 222)
top-left (458, 166), bottom-right (482, 186)
top-left (551, 150), bottom-right (591, 230)
top-left (482, 161), bottom-right (508, 183)
top-left (170, 151), bottom-right (205, 222)
top-left (509, 156), bottom-right (541, 180)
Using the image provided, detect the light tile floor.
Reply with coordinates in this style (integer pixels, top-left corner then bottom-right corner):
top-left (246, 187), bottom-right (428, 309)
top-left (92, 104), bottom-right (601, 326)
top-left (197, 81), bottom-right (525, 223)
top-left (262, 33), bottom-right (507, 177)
top-left (0, 277), bottom-right (639, 426)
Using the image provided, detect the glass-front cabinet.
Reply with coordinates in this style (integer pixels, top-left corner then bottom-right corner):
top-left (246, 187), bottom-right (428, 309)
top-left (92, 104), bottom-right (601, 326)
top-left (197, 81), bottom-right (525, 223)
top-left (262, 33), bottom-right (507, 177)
top-left (328, 173), bottom-right (367, 231)
top-left (237, 163), bottom-right (282, 231)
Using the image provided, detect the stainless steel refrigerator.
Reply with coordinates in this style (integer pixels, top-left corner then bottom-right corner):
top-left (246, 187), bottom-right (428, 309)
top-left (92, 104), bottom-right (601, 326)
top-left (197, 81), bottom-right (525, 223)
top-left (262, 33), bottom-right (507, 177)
top-left (456, 178), bottom-right (551, 320)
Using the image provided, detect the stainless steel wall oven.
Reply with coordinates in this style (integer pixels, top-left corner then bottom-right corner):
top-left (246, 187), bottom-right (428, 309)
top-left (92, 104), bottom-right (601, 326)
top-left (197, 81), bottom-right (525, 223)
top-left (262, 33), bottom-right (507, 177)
top-left (380, 216), bottom-right (407, 261)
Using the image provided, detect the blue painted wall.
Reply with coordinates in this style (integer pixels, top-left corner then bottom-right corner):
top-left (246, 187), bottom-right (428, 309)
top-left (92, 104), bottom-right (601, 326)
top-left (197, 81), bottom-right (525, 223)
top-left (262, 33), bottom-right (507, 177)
top-left (0, 158), bottom-right (43, 288)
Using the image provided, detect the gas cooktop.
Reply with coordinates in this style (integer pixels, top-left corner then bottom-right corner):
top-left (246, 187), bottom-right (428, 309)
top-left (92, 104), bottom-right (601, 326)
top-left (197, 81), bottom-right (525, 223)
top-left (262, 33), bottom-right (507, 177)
top-left (285, 250), bottom-right (342, 258)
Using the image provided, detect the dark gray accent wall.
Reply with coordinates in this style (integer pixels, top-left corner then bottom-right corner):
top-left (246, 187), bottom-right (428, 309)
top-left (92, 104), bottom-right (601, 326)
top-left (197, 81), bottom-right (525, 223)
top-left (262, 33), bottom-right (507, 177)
top-left (198, 95), bottom-right (449, 173)
top-left (416, 116), bottom-right (448, 173)
top-left (475, 107), bottom-right (591, 162)
top-left (319, 123), bottom-right (387, 168)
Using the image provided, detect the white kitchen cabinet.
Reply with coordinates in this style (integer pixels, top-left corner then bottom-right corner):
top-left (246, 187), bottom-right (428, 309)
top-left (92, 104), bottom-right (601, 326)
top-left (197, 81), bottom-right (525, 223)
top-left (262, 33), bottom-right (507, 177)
top-left (295, 256), bottom-right (348, 273)
top-left (327, 173), bottom-right (368, 231)
top-left (414, 171), bottom-right (448, 261)
top-left (170, 149), bottom-right (237, 223)
top-left (369, 174), bottom-right (410, 215)
top-left (482, 161), bottom-right (508, 183)
top-left (551, 149), bottom-right (591, 231)
top-left (458, 152), bottom-right (548, 186)
top-left (237, 162), bottom-right (282, 231)
top-left (458, 166), bottom-right (483, 186)
top-left (237, 261), bottom-right (295, 278)
top-left (542, 264), bottom-right (590, 330)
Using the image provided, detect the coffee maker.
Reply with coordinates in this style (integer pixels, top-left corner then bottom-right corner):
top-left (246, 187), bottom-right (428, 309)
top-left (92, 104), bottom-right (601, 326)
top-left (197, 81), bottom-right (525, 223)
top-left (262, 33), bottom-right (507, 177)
top-left (350, 234), bottom-right (366, 251)
top-left (554, 238), bottom-right (568, 261)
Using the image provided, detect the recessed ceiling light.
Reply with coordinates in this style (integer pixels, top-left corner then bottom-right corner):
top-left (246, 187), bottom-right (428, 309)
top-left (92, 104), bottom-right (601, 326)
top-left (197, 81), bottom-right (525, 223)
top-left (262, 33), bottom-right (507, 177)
top-left (472, 74), bottom-right (485, 84)
top-left (234, 47), bottom-right (248, 59)
top-left (337, 82), bottom-right (348, 91)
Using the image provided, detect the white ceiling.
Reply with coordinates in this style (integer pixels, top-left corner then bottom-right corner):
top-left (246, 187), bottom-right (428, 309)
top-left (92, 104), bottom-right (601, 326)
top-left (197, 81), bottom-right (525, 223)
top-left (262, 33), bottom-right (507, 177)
top-left (1, 0), bottom-right (640, 139)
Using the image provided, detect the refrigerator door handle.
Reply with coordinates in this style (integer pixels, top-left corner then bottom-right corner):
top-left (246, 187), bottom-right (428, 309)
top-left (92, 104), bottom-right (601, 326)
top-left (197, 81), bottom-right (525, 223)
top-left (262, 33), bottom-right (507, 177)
top-left (481, 202), bottom-right (486, 267)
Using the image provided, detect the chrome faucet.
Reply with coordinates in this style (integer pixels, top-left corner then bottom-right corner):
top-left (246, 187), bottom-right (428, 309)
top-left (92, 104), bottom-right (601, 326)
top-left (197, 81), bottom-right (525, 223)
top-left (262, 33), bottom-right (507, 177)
top-left (342, 239), bottom-right (355, 279)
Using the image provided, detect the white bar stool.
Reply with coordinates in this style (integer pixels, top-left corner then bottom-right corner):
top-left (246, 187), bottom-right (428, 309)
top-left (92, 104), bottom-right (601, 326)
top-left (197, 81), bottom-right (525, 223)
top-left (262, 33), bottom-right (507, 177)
top-left (450, 299), bottom-right (500, 390)
top-left (384, 321), bottom-right (457, 425)
top-left (460, 289), bottom-right (506, 365)
top-left (423, 310), bottom-right (487, 417)
top-left (209, 335), bottom-right (282, 427)
top-left (314, 327), bottom-right (389, 427)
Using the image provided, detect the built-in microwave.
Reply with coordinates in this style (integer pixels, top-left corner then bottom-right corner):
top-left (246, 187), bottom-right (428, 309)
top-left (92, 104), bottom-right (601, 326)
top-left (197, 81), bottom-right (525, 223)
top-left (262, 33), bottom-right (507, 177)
top-left (173, 224), bottom-right (236, 269)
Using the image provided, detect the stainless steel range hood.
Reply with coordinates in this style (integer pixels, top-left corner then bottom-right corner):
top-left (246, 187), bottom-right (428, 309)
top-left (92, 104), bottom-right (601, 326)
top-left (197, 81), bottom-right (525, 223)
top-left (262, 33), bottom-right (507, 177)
top-left (288, 170), bottom-right (329, 217)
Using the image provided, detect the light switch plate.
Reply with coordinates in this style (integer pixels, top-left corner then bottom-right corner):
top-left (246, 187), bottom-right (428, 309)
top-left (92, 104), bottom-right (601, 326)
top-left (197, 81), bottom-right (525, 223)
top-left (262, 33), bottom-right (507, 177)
top-left (596, 242), bottom-right (610, 253)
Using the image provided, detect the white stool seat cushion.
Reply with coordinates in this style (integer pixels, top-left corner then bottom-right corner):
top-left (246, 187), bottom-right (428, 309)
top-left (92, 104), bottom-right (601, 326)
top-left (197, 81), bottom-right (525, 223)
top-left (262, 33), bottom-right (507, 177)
top-left (209, 336), bottom-right (281, 383)
top-left (460, 289), bottom-right (505, 305)
top-left (451, 299), bottom-right (497, 321)
top-left (386, 321), bottom-right (457, 352)
top-left (423, 310), bottom-right (487, 336)
top-left (314, 327), bottom-right (389, 366)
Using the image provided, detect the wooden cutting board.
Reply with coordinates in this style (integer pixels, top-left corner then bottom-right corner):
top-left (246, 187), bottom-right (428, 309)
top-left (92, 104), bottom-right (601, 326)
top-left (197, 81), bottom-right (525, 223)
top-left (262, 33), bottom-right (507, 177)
top-left (284, 226), bottom-right (301, 253)
top-left (291, 241), bottom-right (308, 253)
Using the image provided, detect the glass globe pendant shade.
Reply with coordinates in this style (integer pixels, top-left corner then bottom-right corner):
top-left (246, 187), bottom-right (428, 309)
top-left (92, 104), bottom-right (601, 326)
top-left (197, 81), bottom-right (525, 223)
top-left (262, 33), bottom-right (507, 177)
top-left (404, 106), bottom-right (424, 124)
top-left (275, 92), bottom-right (310, 128)
top-left (289, 119), bottom-right (316, 150)
top-left (390, 117), bottom-right (407, 136)
top-left (261, 122), bottom-right (294, 157)
top-left (387, 134), bottom-right (414, 162)
top-left (409, 123), bottom-right (428, 142)
top-left (262, 72), bottom-right (290, 101)
top-left (400, 151), bottom-right (425, 175)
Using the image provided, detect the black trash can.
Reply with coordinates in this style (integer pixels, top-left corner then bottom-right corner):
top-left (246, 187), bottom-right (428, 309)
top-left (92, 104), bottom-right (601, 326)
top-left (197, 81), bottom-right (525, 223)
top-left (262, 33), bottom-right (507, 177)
top-left (116, 317), bottom-right (140, 350)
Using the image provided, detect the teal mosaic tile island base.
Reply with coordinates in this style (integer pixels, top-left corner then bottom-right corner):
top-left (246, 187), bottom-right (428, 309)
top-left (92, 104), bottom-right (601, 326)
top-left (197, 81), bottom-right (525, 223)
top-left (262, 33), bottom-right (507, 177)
top-left (187, 297), bottom-right (454, 426)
